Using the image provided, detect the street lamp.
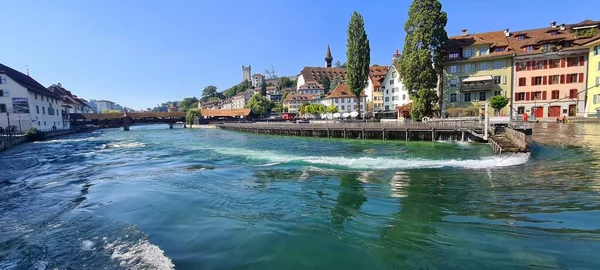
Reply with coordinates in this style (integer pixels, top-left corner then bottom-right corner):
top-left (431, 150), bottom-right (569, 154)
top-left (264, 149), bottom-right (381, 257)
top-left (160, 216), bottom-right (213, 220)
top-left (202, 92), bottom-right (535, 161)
top-left (6, 111), bottom-right (11, 136)
top-left (17, 115), bottom-right (22, 133)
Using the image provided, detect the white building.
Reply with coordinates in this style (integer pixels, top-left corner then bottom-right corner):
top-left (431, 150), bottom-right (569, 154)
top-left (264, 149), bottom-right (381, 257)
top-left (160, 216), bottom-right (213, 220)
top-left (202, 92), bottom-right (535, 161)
top-left (284, 94), bottom-right (321, 113)
top-left (231, 91), bottom-right (254, 109)
top-left (221, 99), bottom-right (233, 110)
top-left (321, 83), bottom-right (366, 114)
top-left (0, 63), bottom-right (65, 132)
top-left (298, 81), bottom-right (325, 95)
top-left (96, 100), bottom-right (116, 112)
top-left (364, 66), bottom-right (389, 113)
top-left (252, 74), bottom-right (264, 88)
top-left (382, 64), bottom-right (411, 112)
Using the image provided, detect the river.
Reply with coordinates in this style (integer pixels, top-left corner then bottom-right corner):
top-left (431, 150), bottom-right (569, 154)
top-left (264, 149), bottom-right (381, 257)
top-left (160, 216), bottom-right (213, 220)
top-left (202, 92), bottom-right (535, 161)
top-left (1, 123), bottom-right (599, 269)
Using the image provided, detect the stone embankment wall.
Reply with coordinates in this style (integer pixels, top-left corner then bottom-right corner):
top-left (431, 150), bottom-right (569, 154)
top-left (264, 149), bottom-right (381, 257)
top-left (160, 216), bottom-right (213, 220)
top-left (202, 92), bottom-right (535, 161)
top-left (0, 129), bottom-right (81, 153)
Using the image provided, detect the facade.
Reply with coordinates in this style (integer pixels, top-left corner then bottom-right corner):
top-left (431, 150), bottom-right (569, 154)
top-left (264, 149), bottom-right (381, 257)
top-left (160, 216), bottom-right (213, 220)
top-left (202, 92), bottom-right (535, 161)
top-left (321, 83), bottom-right (366, 114)
top-left (585, 40), bottom-right (600, 117)
top-left (296, 67), bottom-right (346, 91)
top-left (444, 29), bottom-right (513, 116)
top-left (364, 65), bottom-right (389, 113)
top-left (96, 100), bottom-right (116, 112)
top-left (252, 74), bottom-right (265, 88)
top-left (382, 64), bottom-right (411, 112)
top-left (242, 65), bottom-right (251, 82)
top-left (231, 91), bottom-right (254, 109)
top-left (221, 99), bottom-right (233, 110)
top-left (47, 83), bottom-right (93, 129)
top-left (0, 63), bottom-right (64, 131)
top-left (283, 94), bottom-right (321, 113)
top-left (298, 81), bottom-right (325, 95)
top-left (267, 93), bottom-right (282, 103)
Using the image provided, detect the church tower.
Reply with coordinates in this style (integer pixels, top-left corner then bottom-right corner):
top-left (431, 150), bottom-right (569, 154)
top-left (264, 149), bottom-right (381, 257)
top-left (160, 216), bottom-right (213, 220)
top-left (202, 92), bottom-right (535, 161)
top-left (392, 49), bottom-right (401, 63)
top-left (325, 45), bottom-right (333, 68)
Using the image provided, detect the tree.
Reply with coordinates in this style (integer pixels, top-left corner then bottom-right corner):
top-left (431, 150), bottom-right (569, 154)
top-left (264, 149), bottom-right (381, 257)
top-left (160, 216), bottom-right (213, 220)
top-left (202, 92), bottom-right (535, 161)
top-left (277, 77), bottom-right (293, 90)
top-left (335, 60), bottom-right (347, 68)
top-left (298, 101), bottom-right (310, 115)
top-left (246, 94), bottom-right (272, 117)
top-left (489, 95), bottom-right (509, 115)
top-left (318, 76), bottom-right (331, 92)
top-left (345, 11), bottom-right (371, 118)
top-left (265, 65), bottom-right (277, 80)
top-left (272, 102), bottom-right (284, 113)
top-left (326, 104), bottom-right (339, 114)
top-left (260, 83), bottom-right (267, 96)
top-left (101, 109), bottom-right (122, 113)
top-left (186, 109), bottom-right (201, 125)
top-left (330, 76), bottom-right (342, 93)
top-left (202, 86), bottom-right (218, 99)
top-left (399, 0), bottom-right (448, 120)
top-left (179, 97), bottom-right (199, 112)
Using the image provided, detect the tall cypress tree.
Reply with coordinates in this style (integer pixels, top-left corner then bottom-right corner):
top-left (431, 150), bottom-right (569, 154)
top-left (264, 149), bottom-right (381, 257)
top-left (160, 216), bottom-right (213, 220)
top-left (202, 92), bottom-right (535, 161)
top-left (399, 0), bottom-right (448, 120)
top-left (345, 11), bottom-right (371, 118)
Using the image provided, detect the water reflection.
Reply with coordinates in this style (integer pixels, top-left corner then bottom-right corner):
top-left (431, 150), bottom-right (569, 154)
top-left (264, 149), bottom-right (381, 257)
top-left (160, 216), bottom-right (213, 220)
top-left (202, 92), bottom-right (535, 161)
top-left (331, 173), bottom-right (367, 226)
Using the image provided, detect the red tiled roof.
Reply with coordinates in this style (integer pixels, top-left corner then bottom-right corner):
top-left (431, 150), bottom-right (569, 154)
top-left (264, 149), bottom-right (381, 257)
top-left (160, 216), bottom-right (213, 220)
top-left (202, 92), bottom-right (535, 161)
top-left (325, 83), bottom-right (366, 99)
top-left (298, 81), bottom-right (324, 90)
top-left (369, 66), bottom-right (389, 88)
top-left (299, 67), bottom-right (346, 82)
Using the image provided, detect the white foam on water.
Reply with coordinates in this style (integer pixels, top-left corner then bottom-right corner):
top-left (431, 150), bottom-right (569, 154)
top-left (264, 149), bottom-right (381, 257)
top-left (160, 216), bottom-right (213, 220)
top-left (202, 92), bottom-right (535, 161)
top-left (33, 260), bottom-right (48, 270)
top-left (81, 240), bottom-right (95, 251)
top-left (214, 148), bottom-right (529, 170)
top-left (102, 141), bottom-right (145, 149)
top-left (104, 239), bottom-right (174, 270)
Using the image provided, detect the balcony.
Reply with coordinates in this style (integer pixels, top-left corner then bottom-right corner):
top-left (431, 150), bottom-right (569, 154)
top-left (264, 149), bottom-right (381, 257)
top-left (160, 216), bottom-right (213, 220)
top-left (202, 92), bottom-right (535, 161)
top-left (460, 75), bottom-right (493, 92)
top-left (460, 83), bottom-right (493, 92)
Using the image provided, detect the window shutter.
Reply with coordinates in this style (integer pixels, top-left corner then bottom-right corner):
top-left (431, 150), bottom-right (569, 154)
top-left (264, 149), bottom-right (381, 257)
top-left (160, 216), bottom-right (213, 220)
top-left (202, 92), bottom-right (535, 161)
top-left (526, 92), bottom-right (531, 101)
top-left (531, 77), bottom-right (535, 85)
top-left (560, 74), bottom-right (565, 84)
top-left (543, 60), bottom-right (548, 69)
top-left (561, 58), bottom-right (566, 68)
top-left (502, 75), bottom-right (507, 84)
top-left (548, 75), bottom-right (553, 85)
top-left (543, 76), bottom-right (547, 85)
top-left (516, 63), bottom-right (521, 72)
top-left (542, 91), bottom-right (547, 100)
top-left (579, 56), bottom-right (584, 66)
top-left (579, 73), bottom-right (584, 83)
top-left (594, 95), bottom-right (598, 104)
top-left (527, 61), bottom-right (532, 70)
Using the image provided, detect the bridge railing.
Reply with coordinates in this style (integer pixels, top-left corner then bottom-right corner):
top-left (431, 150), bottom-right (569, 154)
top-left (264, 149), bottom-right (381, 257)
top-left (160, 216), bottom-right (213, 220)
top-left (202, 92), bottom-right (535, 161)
top-left (222, 120), bottom-right (484, 129)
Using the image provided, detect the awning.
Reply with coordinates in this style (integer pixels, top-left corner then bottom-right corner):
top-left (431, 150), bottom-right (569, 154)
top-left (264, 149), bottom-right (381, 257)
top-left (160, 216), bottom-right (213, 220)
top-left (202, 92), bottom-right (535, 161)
top-left (462, 75), bottom-right (493, 83)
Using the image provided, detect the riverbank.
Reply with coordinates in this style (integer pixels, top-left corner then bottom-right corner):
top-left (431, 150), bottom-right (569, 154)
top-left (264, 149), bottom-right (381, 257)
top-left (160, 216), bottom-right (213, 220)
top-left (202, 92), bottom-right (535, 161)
top-left (0, 129), bottom-right (91, 153)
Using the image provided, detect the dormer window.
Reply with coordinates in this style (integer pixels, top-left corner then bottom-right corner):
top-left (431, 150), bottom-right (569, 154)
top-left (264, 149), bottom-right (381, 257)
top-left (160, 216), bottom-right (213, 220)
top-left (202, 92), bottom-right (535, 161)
top-left (525, 46), bottom-right (534, 52)
top-left (449, 52), bottom-right (459, 59)
top-left (463, 49), bottom-right (472, 58)
top-left (479, 48), bottom-right (488, 56)
top-left (494, 47), bottom-right (506, 52)
top-left (517, 35), bottom-right (526, 41)
top-left (550, 30), bottom-right (558, 36)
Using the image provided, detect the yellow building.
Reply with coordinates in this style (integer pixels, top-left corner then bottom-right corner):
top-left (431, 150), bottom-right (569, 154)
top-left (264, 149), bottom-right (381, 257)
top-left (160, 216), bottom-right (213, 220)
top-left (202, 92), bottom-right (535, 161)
top-left (443, 29), bottom-right (514, 116)
top-left (585, 40), bottom-right (600, 117)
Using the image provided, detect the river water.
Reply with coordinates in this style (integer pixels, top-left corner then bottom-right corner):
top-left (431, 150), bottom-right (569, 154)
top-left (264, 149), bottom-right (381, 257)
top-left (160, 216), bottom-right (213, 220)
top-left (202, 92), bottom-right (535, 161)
top-left (1, 123), bottom-right (599, 269)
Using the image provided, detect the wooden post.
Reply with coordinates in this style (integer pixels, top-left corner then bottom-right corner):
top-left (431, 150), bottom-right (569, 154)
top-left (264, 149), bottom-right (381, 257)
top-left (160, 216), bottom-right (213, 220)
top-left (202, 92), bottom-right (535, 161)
top-left (362, 128), bottom-right (365, 139)
top-left (343, 128), bottom-right (346, 139)
top-left (382, 129), bottom-right (385, 140)
top-left (406, 129), bottom-right (409, 141)
top-left (432, 129), bottom-right (435, 141)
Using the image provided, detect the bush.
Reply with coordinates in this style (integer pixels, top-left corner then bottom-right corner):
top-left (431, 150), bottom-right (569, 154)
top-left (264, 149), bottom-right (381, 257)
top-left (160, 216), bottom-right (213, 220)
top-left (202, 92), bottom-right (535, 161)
top-left (25, 127), bottom-right (45, 142)
top-left (446, 106), bottom-right (480, 117)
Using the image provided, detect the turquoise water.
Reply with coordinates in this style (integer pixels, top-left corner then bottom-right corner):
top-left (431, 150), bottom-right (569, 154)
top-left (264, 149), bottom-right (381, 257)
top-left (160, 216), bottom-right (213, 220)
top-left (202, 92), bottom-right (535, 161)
top-left (1, 124), bottom-right (600, 269)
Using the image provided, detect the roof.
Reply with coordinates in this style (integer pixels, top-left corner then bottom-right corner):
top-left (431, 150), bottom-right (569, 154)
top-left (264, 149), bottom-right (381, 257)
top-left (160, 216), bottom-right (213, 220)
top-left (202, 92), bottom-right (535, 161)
top-left (325, 83), bottom-right (366, 99)
top-left (325, 45), bottom-right (333, 61)
top-left (200, 109), bottom-right (252, 117)
top-left (284, 93), bottom-right (321, 102)
top-left (252, 74), bottom-right (265, 78)
top-left (369, 66), bottom-right (389, 88)
top-left (48, 84), bottom-right (91, 108)
top-left (0, 63), bottom-right (60, 98)
top-left (447, 30), bottom-right (514, 61)
top-left (298, 81), bottom-right (325, 90)
top-left (299, 67), bottom-right (347, 83)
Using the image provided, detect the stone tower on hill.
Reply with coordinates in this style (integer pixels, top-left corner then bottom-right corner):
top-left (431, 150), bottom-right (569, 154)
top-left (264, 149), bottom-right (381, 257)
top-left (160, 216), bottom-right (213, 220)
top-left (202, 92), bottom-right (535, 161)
top-left (242, 65), bottom-right (251, 82)
top-left (325, 45), bottom-right (333, 68)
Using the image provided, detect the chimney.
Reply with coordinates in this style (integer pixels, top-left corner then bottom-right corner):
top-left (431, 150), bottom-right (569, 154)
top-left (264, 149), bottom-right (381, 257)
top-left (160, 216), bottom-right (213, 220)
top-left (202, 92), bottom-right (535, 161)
top-left (560, 23), bottom-right (566, 31)
top-left (551, 21), bottom-right (557, 28)
top-left (461, 29), bottom-right (468, 36)
top-left (504, 28), bottom-right (510, 37)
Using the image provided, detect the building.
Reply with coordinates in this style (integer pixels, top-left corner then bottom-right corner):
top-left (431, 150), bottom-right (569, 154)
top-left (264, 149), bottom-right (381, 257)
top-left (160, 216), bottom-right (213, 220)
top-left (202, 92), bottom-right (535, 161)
top-left (444, 29), bottom-right (514, 116)
top-left (267, 93), bottom-right (282, 103)
top-left (585, 33), bottom-right (600, 117)
top-left (242, 65), bottom-right (251, 82)
top-left (96, 100), bottom-right (116, 112)
top-left (47, 83), bottom-right (94, 129)
top-left (364, 65), bottom-right (389, 113)
top-left (252, 74), bottom-right (265, 88)
top-left (382, 53), bottom-right (411, 113)
top-left (321, 83), bottom-right (366, 115)
top-left (510, 20), bottom-right (599, 119)
top-left (296, 45), bottom-right (346, 90)
top-left (231, 90), bottom-right (254, 109)
top-left (283, 94), bottom-right (321, 113)
top-left (0, 63), bottom-right (64, 131)
top-left (221, 99), bottom-right (233, 110)
top-left (298, 81), bottom-right (325, 95)
top-left (325, 44), bottom-right (333, 68)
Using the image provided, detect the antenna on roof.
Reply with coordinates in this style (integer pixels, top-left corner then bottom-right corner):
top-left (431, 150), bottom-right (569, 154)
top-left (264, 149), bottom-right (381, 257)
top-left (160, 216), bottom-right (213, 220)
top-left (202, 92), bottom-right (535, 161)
top-left (25, 65), bottom-right (29, 76)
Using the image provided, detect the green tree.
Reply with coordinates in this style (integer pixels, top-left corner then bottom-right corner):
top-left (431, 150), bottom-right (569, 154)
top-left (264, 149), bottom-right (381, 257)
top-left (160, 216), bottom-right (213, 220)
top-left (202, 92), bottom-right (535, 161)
top-left (260, 82), bottom-right (267, 96)
top-left (179, 97), bottom-right (199, 112)
top-left (489, 95), bottom-right (509, 115)
top-left (318, 76), bottom-right (331, 92)
top-left (101, 109), bottom-right (122, 114)
top-left (186, 109), bottom-right (201, 125)
top-left (335, 60), bottom-right (347, 68)
top-left (277, 77), bottom-right (293, 90)
top-left (246, 94), bottom-right (272, 117)
top-left (399, 0), bottom-right (448, 120)
top-left (326, 104), bottom-right (339, 114)
top-left (345, 11), bottom-right (371, 118)
top-left (272, 102), bottom-right (284, 113)
top-left (202, 86), bottom-right (218, 99)
top-left (330, 76), bottom-right (341, 93)
top-left (298, 101), bottom-right (310, 115)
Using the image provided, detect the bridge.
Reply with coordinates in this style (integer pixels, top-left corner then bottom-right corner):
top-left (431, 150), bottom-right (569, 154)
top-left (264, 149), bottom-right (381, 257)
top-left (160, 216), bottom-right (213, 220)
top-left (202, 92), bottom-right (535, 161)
top-left (69, 111), bottom-right (187, 130)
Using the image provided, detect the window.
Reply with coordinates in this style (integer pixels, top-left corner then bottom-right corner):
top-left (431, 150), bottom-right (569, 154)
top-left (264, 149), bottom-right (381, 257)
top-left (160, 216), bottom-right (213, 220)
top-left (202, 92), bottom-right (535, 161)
top-left (550, 30), bottom-right (558, 36)
top-left (38, 121), bottom-right (40, 126)
top-left (463, 93), bottom-right (472, 102)
top-left (0, 104), bottom-right (6, 113)
top-left (36, 105), bottom-right (39, 114)
top-left (402, 94), bottom-right (406, 100)
top-left (494, 61), bottom-right (503, 69)
top-left (42, 107), bottom-right (45, 114)
top-left (533, 76), bottom-right (542, 85)
top-left (385, 97), bottom-right (389, 102)
top-left (341, 105), bottom-right (345, 110)
top-left (0, 76), bottom-right (6, 84)
top-left (551, 90), bottom-right (560, 99)
top-left (449, 52), bottom-right (459, 58)
top-left (479, 62), bottom-right (487, 70)
top-left (494, 91), bottom-right (501, 96)
top-left (464, 49), bottom-right (472, 58)
top-left (526, 46), bottom-right (534, 52)
top-left (518, 62), bottom-right (528, 70)
top-left (544, 43), bottom-right (552, 52)
top-left (479, 92), bottom-right (487, 101)
top-left (450, 79), bottom-right (458, 87)
top-left (44, 121), bottom-right (46, 126)
top-left (494, 47), bottom-right (505, 52)
top-left (386, 89), bottom-right (388, 94)
top-left (518, 78), bottom-right (527, 86)
top-left (595, 45), bottom-right (600, 56)
top-left (517, 107), bottom-right (525, 114)
top-left (517, 35), bottom-right (525, 41)
top-left (493, 76), bottom-right (501, 84)
top-left (597, 61), bottom-right (600, 71)
top-left (392, 88), bottom-right (395, 93)
top-left (551, 75), bottom-right (560, 84)
top-left (449, 65), bottom-right (458, 73)
top-left (569, 89), bottom-right (578, 99)
top-left (550, 59), bottom-right (560, 68)
top-left (594, 94), bottom-right (599, 104)
top-left (0, 90), bottom-right (5, 97)
top-left (35, 93), bottom-right (38, 99)
top-left (462, 64), bottom-right (472, 72)
top-left (450, 93), bottom-right (457, 102)
top-left (567, 57), bottom-right (580, 66)
top-left (534, 61), bottom-right (544, 70)
top-left (516, 93), bottom-right (525, 101)
top-left (392, 96), bottom-right (397, 101)
top-left (568, 73), bottom-right (578, 83)
top-left (533, 91), bottom-right (542, 100)
top-left (479, 48), bottom-right (488, 56)
top-left (596, 76), bottom-right (600, 86)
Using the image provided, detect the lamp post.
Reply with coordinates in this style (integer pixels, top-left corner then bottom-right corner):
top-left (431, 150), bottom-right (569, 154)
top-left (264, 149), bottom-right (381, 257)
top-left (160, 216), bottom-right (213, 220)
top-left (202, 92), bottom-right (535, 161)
top-left (17, 115), bottom-right (22, 133)
top-left (6, 111), bottom-right (11, 136)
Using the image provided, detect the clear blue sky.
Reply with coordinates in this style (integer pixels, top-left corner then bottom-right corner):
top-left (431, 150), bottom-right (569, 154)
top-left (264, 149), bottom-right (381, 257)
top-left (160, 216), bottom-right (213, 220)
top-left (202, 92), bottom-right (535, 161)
top-left (1, 0), bottom-right (596, 110)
